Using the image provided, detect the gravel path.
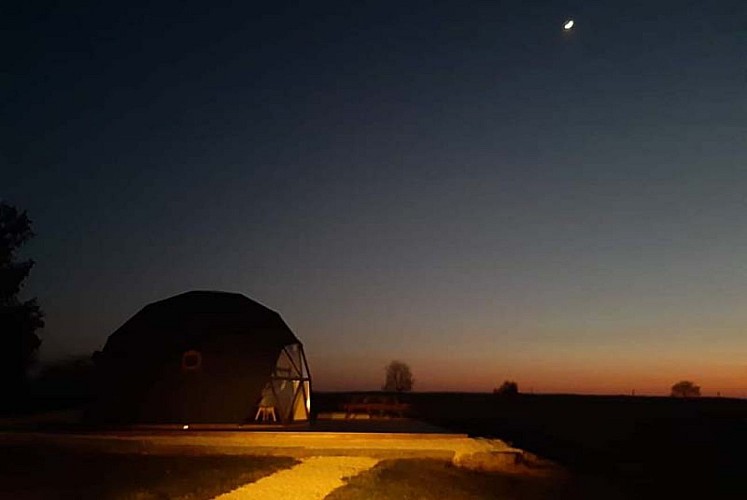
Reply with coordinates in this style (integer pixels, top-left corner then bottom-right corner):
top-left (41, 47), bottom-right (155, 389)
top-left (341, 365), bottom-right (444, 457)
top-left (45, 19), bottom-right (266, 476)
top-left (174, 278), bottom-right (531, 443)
top-left (213, 456), bottom-right (380, 500)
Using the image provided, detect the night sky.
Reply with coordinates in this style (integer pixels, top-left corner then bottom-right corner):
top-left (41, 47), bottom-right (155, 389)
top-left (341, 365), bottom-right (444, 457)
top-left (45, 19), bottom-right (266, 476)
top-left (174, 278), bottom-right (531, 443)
top-left (4, 1), bottom-right (746, 395)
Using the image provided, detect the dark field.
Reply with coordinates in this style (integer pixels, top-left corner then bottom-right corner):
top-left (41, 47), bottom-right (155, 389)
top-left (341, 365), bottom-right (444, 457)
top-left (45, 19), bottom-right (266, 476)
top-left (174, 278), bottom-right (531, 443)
top-left (326, 458), bottom-right (587, 500)
top-left (326, 457), bottom-right (633, 500)
top-left (0, 446), bottom-right (296, 500)
top-left (315, 392), bottom-right (747, 499)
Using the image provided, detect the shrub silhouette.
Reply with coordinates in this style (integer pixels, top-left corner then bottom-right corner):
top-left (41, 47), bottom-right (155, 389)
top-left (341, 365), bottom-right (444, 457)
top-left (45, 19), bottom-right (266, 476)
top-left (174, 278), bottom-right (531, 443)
top-left (671, 380), bottom-right (700, 398)
top-left (494, 380), bottom-right (519, 396)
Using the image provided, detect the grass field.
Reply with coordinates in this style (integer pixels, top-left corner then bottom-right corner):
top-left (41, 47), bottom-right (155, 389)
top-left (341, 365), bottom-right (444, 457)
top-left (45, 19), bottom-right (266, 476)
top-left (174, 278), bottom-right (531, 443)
top-left (327, 458), bottom-right (623, 500)
top-left (0, 446), bottom-right (297, 499)
top-left (316, 392), bottom-right (747, 499)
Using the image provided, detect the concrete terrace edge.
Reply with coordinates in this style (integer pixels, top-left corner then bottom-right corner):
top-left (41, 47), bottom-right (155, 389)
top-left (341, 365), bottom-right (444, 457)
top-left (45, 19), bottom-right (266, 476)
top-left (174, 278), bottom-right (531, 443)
top-left (0, 430), bottom-right (522, 463)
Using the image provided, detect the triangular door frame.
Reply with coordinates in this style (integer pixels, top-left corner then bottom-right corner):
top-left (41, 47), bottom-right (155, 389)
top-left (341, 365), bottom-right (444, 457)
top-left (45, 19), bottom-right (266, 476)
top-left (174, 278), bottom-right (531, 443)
top-left (268, 343), bottom-right (312, 423)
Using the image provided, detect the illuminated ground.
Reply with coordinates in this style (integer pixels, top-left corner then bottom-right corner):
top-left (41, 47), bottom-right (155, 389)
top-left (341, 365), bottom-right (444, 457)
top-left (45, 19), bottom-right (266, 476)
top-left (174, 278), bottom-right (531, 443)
top-left (3, 421), bottom-right (645, 499)
top-left (0, 412), bottom-right (584, 498)
top-left (215, 456), bottom-right (380, 500)
top-left (0, 427), bottom-right (519, 462)
top-left (0, 423), bottom-right (556, 498)
top-left (5, 395), bottom-right (745, 497)
top-left (0, 443), bottom-right (605, 500)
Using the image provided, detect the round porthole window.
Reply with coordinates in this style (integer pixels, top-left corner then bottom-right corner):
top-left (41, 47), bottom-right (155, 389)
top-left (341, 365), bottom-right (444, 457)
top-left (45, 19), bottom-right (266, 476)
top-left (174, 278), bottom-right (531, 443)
top-left (181, 350), bottom-right (202, 371)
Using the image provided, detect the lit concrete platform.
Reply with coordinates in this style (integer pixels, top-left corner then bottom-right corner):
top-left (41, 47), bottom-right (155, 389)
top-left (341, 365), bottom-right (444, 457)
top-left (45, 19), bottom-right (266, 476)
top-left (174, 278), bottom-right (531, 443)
top-left (0, 427), bottom-right (520, 462)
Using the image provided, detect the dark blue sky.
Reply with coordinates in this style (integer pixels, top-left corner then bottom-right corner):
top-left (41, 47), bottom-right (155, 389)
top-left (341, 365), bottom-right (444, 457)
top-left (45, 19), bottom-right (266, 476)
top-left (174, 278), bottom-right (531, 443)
top-left (4, 1), bottom-right (746, 393)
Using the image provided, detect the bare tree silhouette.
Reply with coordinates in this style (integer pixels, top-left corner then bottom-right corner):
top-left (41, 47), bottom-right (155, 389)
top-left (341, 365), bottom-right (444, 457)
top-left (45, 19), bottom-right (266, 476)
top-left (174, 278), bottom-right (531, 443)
top-left (383, 360), bottom-right (413, 392)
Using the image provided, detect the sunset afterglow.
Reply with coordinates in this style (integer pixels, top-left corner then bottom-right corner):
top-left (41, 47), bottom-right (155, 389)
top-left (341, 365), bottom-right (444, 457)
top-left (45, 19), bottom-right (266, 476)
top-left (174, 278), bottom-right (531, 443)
top-left (6, 1), bottom-right (746, 398)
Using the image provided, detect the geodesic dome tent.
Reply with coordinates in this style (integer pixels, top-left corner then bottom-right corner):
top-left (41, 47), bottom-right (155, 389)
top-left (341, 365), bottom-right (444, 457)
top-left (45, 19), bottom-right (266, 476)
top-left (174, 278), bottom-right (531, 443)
top-left (89, 291), bottom-right (311, 424)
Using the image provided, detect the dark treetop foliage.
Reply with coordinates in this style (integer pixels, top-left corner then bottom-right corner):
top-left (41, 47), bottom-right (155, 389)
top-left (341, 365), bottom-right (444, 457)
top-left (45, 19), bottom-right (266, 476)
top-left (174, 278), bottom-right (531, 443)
top-left (670, 380), bottom-right (701, 398)
top-left (0, 202), bottom-right (44, 395)
top-left (383, 360), bottom-right (414, 392)
top-left (494, 380), bottom-right (519, 396)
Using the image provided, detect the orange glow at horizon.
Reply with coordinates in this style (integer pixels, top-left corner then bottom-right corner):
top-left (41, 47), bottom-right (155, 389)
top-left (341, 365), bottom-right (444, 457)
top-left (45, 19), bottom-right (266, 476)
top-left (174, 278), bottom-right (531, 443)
top-left (310, 353), bottom-right (747, 398)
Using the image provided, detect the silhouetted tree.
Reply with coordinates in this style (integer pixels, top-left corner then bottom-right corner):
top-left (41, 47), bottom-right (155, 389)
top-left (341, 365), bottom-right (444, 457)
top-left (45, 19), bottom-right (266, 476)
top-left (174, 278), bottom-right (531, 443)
top-left (671, 380), bottom-right (700, 398)
top-left (0, 202), bottom-right (44, 399)
top-left (494, 380), bottom-right (519, 396)
top-left (383, 360), bottom-right (413, 392)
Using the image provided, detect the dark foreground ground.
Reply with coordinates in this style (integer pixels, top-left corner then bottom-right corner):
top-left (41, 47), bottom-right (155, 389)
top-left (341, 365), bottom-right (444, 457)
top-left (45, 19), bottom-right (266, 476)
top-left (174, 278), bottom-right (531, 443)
top-left (326, 458), bottom-right (619, 500)
top-left (2, 392), bottom-right (745, 499)
top-left (315, 392), bottom-right (747, 499)
top-left (0, 446), bottom-right (296, 499)
top-left (0, 448), bottom-right (610, 500)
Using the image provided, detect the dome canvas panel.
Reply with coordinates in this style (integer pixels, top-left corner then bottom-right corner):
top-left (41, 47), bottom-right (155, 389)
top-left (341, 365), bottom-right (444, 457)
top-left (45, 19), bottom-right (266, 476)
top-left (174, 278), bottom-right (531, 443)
top-left (88, 291), bottom-right (311, 424)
